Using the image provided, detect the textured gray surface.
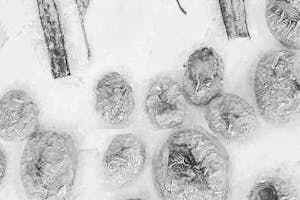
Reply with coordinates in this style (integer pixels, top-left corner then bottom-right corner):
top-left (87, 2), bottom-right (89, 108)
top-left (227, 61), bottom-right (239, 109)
top-left (96, 72), bottom-right (135, 124)
top-left (0, 90), bottom-right (39, 140)
top-left (36, 0), bottom-right (71, 79)
top-left (255, 50), bottom-right (300, 122)
top-left (248, 177), bottom-right (298, 200)
top-left (146, 77), bottom-right (185, 128)
top-left (266, 0), bottom-right (300, 49)
top-left (183, 47), bottom-right (224, 105)
top-left (0, 0), bottom-right (300, 200)
top-left (103, 133), bottom-right (145, 186)
top-left (219, 0), bottom-right (250, 39)
top-left (206, 93), bottom-right (258, 139)
top-left (153, 129), bottom-right (229, 200)
top-left (21, 131), bottom-right (77, 200)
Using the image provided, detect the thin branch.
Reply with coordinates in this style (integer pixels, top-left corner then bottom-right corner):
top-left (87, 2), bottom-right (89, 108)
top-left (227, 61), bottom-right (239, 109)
top-left (176, 0), bottom-right (187, 15)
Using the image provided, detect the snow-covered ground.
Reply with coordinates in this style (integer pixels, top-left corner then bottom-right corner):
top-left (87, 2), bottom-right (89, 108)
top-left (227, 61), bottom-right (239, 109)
top-left (0, 0), bottom-right (300, 199)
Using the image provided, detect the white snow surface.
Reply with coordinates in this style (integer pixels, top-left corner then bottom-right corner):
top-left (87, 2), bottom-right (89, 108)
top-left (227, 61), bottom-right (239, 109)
top-left (0, 0), bottom-right (300, 200)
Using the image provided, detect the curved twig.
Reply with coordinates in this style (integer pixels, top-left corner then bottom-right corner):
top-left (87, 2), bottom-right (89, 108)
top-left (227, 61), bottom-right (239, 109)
top-left (176, 0), bottom-right (187, 15)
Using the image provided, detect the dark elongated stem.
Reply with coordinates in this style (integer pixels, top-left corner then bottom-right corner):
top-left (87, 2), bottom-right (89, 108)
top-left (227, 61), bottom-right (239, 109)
top-left (36, 0), bottom-right (70, 79)
top-left (219, 0), bottom-right (250, 39)
top-left (176, 0), bottom-right (187, 15)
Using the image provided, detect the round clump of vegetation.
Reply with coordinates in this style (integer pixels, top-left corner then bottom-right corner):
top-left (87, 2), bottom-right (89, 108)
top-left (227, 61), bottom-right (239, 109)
top-left (103, 133), bottom-right (145, 186)
top-left (183, 47), bottom-right (224, 105)
top-left (146, 77), bottom-right (186, 129)
top-left (21, 131), bottom-right (78, 200)
top-left (0, 90), bottom-right (39, 140)
top-left (205, 93), bottom-right (258, 139)
top-left (153, 129), bottom-right (229, 200)
top-left (95, 72), bottom-right (135, 124)
top-left (255, 50), bottom-right (300, 122)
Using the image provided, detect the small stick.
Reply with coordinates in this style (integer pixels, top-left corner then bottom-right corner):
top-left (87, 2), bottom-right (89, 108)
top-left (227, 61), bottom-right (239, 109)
top-left (218, 0), bottom-right (250, 39)
top-left (75, 0), bottom-right (91, 59)
top-left (36, 0), bottom-right (71, 79)
top-left (176, 0), bottom-right (187, 15)
top-left (80, 18), bottom-right (91, 59)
